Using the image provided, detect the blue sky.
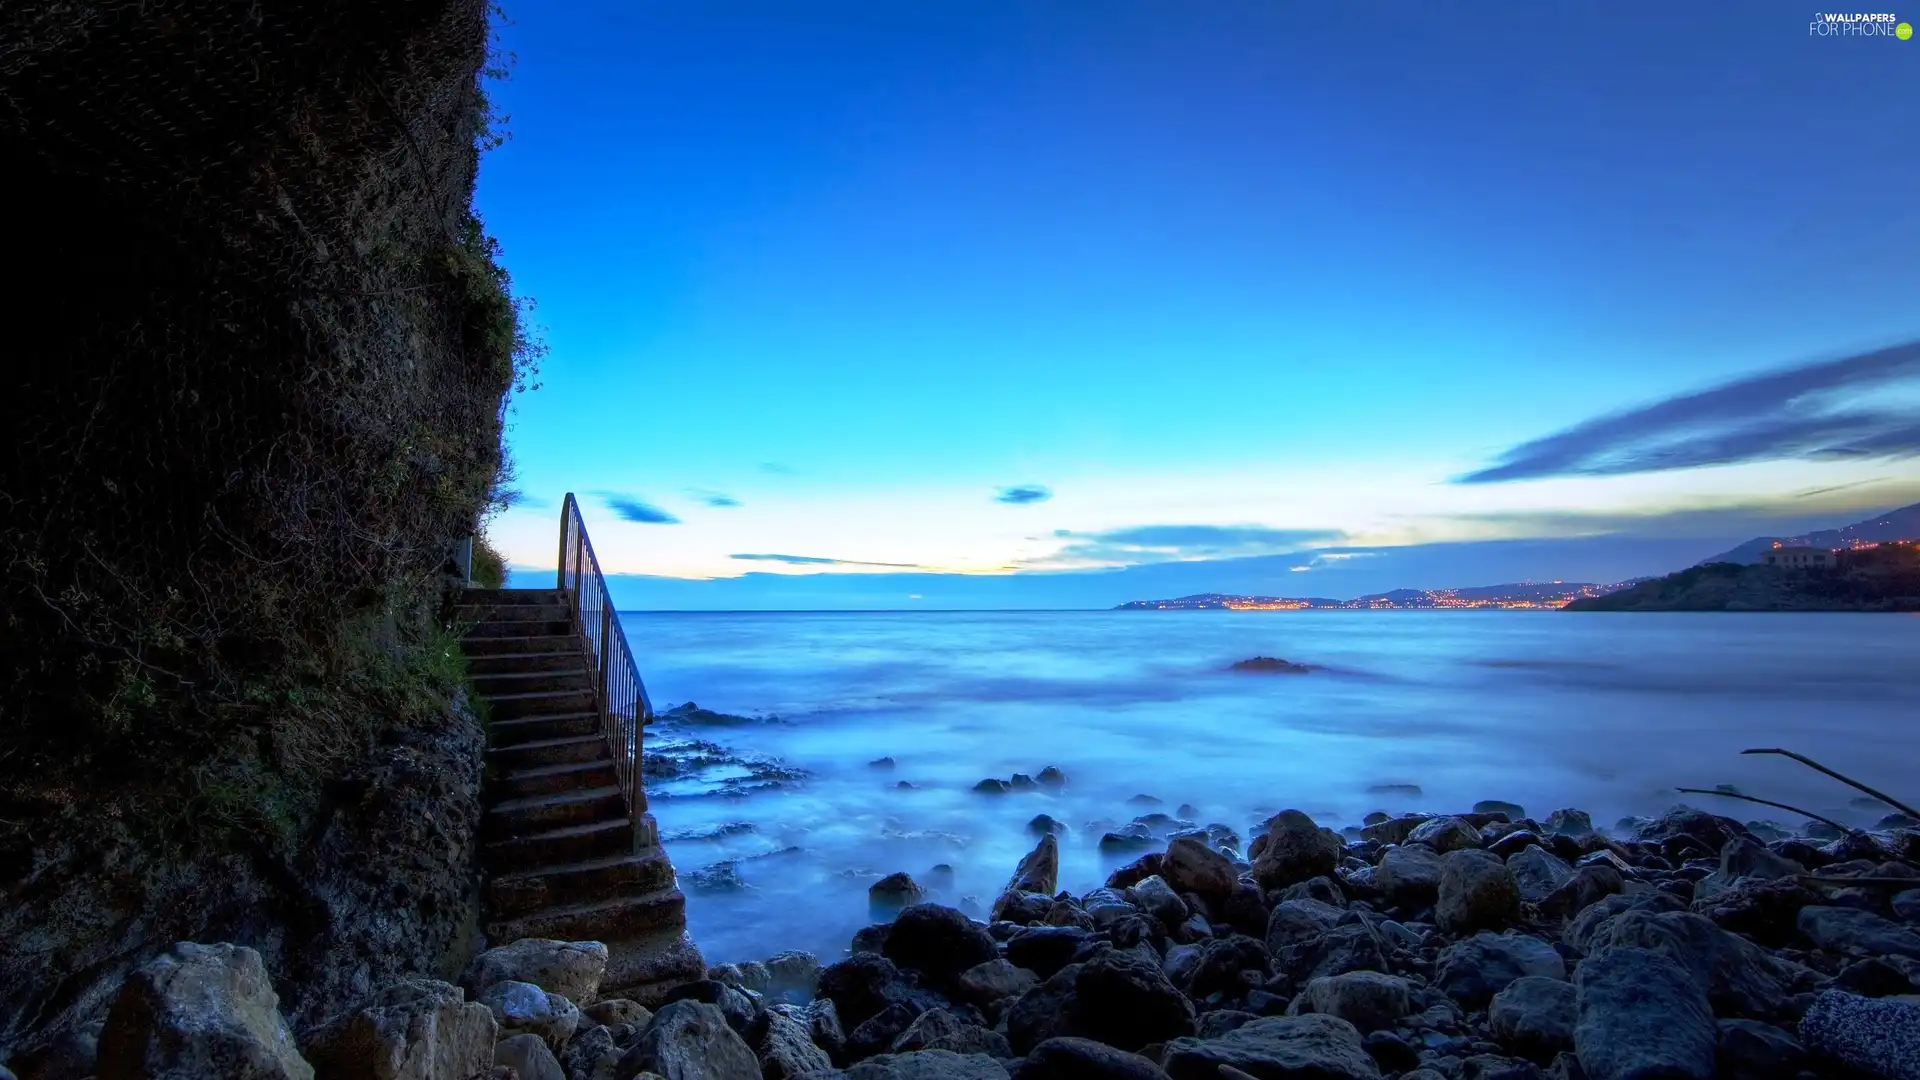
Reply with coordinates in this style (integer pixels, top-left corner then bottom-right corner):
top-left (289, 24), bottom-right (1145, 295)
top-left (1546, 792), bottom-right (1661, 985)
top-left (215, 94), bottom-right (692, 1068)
top-left (478, 2), bottom-right (1920, 607)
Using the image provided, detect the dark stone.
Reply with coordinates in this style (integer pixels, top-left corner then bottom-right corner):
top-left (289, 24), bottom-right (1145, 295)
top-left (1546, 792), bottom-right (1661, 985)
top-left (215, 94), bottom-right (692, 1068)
top-left (1459, 1055), bottom-right (1546, 1080)
top-left (848, 1002), bottom-right (926, 1063)
top-left (1101, 829), bottom-right (1159, 856)
top-left (1030, 814), bottom-right (1067, 838)
top-left (1037, 766), bottom-right (1068, 789)
top-left (1361, 1028), bottom-right (1421, 1073)
top-left (1070, 950), bottom-right (1196, 1052)
top-left (658, 979), bottom-right (758, 1032)
top-left (976, 779), bottom-right (1013, 794)
top-left (820, 953), bottom-right (910, 1029)
top-left (1714, 1018), bottom-right (1804, 1080)
top-left (1434, 932), bottom-right (1566, 1009)
top-left (1277, 876), bottom-right (1345, 908)
top-left (853, 923), bottom-right (894, 955)
top-left (1572, 946), bottom-right (1715, 1080)
top-left (1798, 990), bottom-right (1920, 1080)
top-left (1221, 883), bottom-right (1270, 939)
top-left (1798, 904), bottom-right (1920, 961)
top-left (811, 998), bottom-right (848, 1066)
top-left (1011, 1036), bottom-right (1171, 1080)
top-left (1160, 1014), bottom-right (1381, 1080)
top-left (1105, 853), bottom-right (1165, 891)
top-left (1490, 830), bottom-right (1545, 859)
top-left (871, 757), bottom-right (897, 769)
top-left (1007, 964), bottom-right (1085, 1055)
top-left (884, 904), bottom-right (1000, 992)
top-left (1185, 935), bottom-right (1271, 1000)
top-left (1011, 773), bottom-right (1039, 792)
top-left (1690, 877), bottom-right (1818, 946)
top-left (1582, 909), bottom-right (1802, 1022)
top-left (1834, 956), bottom-right (1916, 997)
top-left (890, 1007), bottom-right (1012, 1058)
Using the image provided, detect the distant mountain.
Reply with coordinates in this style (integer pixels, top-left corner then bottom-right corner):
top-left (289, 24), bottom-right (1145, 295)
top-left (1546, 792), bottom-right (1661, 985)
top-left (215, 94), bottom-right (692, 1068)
top-left (1115, 580), bottom-right (1645, 611)
top-left (1569, 542), bottom-right (1920, 612)
top-left (1702, 501), bottom-right (1920, 565)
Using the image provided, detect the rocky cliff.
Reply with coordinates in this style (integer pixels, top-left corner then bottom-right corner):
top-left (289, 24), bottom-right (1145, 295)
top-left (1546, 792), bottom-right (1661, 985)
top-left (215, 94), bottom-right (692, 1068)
top-left (0, 0), bottom-right (521, 1069)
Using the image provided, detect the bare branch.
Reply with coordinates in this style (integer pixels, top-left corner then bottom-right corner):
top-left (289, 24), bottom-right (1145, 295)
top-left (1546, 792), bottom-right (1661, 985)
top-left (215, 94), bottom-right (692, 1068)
top-left (1741, 748), bottom-right (1919, 820)
top-left (1673, 787), bottom-right (1851, 835)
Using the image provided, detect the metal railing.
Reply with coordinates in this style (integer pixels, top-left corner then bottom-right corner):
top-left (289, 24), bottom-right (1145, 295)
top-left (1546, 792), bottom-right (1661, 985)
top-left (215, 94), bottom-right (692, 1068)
top-left (557, 492), bottom-right (652, 835)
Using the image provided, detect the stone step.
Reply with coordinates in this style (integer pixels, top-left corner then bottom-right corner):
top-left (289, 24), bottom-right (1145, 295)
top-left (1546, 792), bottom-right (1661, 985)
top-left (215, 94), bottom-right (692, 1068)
top-left (485, 848), bottom-right (678, 919)
top-left (462, 587), bottom-right (568, 605)
top-left (467, 651), bottom-right (590, 676)
top-left (471, 667), bottom-right (595, 695)
top-left (486, 886), bottom-right (688, 946)
top-left (484, 817), bottom-right (633, 874)
top-left (486, 733), bottom-right (609, 771)
top-left (599, 929), bottom-right (709, 1007)
top-left (490, 711), bottom-right (602, 749)
top-left (464, 618), bottom-right (575, 639)
top-left (483, 786), bottom-right (626, 842)
top-left (458, 602), bottom-right (573, 624)
top-left (462, 634), bottom-right (584, 658)
top-left (480, 688), bottom-right (598, 721)
top-left (493, 758), bottom-right (620, 801)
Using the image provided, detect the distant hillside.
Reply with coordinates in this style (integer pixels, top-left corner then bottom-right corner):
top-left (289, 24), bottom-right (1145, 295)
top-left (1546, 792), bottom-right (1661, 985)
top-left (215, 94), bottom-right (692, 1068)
top-left (1117, 580), bottom-right (1641, 611)
top-left (1568, 542), bottom-right (1920, 612)
top-left (1702, 500), bottom-right (1920, 565)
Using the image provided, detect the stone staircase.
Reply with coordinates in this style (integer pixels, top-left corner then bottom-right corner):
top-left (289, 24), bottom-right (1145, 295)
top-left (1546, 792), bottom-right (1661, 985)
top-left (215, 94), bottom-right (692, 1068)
top-left (459, 586), bottom-right (705, 1003)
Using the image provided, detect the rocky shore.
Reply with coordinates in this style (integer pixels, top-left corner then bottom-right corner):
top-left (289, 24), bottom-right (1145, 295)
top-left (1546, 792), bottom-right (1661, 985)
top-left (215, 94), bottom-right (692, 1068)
top-left (33, 796), bottom-right (1920, 1080)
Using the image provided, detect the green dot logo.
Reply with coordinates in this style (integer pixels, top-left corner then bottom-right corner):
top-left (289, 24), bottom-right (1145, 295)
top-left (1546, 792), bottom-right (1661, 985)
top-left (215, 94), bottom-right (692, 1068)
top-left (1899, 21), bottom-right (1914, 39)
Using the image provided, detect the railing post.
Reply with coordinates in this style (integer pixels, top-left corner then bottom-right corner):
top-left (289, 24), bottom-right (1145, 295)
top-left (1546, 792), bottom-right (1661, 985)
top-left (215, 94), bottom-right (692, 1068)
top-left (572, 529), bottom-right (585, 620)
top-left (556, 496), bottom-right (570, 593)
top-left (597, 600), bottom-right (613, 765)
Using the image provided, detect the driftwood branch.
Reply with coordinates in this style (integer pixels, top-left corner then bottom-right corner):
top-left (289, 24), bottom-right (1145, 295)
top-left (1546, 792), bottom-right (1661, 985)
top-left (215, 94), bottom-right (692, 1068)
top-left (1742, 747), bottom-right (1920, 820)
top-left (1674, 787), bottom-right (1851, 834)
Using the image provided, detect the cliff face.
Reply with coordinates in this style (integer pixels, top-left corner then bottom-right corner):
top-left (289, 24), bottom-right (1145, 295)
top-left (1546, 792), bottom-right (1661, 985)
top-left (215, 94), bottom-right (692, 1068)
top-left (1566, 543), bottom-right (1920, 612)
top-left (0, 0), bottom-right (519, 1064)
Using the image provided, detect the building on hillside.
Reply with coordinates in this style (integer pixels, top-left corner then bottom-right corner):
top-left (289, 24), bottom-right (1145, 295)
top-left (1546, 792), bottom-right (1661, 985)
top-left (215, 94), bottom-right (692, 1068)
top-left (1763, 545), bottom-right (1838, 569)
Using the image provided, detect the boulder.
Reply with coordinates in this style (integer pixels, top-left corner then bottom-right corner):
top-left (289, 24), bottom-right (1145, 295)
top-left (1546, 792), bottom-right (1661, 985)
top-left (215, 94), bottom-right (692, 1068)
top-left (1895, 889), bottom-right (1920, 924)
top-left (748, 1003), bottom-right (835, 1080)
top-left (1538, 864), bottom-right (1625, 921)
top-left (1012, 1036), bottom-right (1171, 1079)
top-left (1006, 963), bottom-right (1084, 1054)
top-left (848, 1003), bottom-right (926, 1062)
top-left (1692, 838), bottom-right (1804, 904)
top-left (1359, 815), bottom-right (1432, 847)
top-left (1375, 844), bottom-right (1445, 909)
top-left (1125, 876), bottom-right (1188, 930)
top-left (1433, 932), bottom-right (1565, 1009)
top-left (818, 953), bottom-right (909, 1029)
top-left (556, 1024), bottom-right (623, 1080)
top-left (1006, 926), bottom-right (1092, 980)
top-left (1583, 909), bottom-right (1803, 1020)
top-left (890, 1007), bottom-right (1011, 1058)
top-left (301, 977), bottom-right (496, 1080)
top-left (991, 890), bottom-right (1054, 926)
top-left (1475, 800), bottom-right (1528, 820)
top-left (1692, 876), bottom-right (1818, 945)
top-left (1796, 990), bottom-right (1920, 1080)
top-left (1072, 949), bottom-right (1196, 1052)
top-left (1298, 972), bottom-right (1412, 1033)
top-left (765, 951), bottom-right (823, 1000)
top-left (1798, 905), bottom-right (1920, 961)
top-left (1506, 846), bottom-right (1574, 905)
top-left (844, 1049), bottom-right (1012, 1080)
top-left (1407, 817), bottom-right (1483, 854)
top-left (883, 905), bottom-right (999, 992)
top-left (1160, 1014), bottom-right (1380, 1080)
top-left (871, 873), bottom-right (927, 919)
top-left (615, 1001), bottom-right (760, 1080)
top-left (1162, 836), bottom-right (1237, 900)
top-left (581, 999), bottom-right (651, 1029)
top-left (958, 959), bottom-right (1040, 1011)
top-left (96, 942), bottom-right (314, 1080)
top-left (1037, 766), bottom-right (1068, 789)
top-left (476, 982), bottom-right (579, 1050)
top-left (1105, 854), bottom-right (1166, 891)
top-left (461, 940), bottom-right (608, 1007)
top-left (1635, 807), bottom-right (1750, 853)
top-left (809, 999), bottom-right (848, 1066)
top-left (1008, 834), bottom-right (1061, 896)
top-left (1487, 977), bottom-right (1575, 1062)
top-left (1573, 947), bottom-right (1715, 1080)
top-left (1186, 935), bottom-right (1272, 1001)
top-left (1436, 849), bottom-right (1521, 934)
top-left (1264, 905), bottom-right (1386, 994)
top-left (1251, 811), bottom-right (1343, 889)
top-left (1714, 1019), bottom-right (1805, 1080)
top-left (1565, 889), bottom-right (1685, 954)
top-left (492, 1034), bottom-right (563, 1080)
top-left (1542, 809), bottom-right (1594, 838)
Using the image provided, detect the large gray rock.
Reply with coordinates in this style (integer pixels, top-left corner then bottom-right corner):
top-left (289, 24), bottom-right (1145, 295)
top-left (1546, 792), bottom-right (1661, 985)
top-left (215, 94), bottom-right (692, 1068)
top-left (557, 1025), bottom-right (624, 1080)
top-left (581, 999), bottom-right (650, 1029)
top-left (957, 959), bottom-right (1039, 1011)
top-left (844, 1049), bottom-right (1011, 1079)
top-left (752, 1004), bottom-right (835, 1080)
top-left (1163, 835), bottom-right (1238, 900)
top-left (1008, 834), bottom-right (1061, 896)
top-left (301, 977), bottom-right (496, 1080)
top-left (1071, 949), bottom-right (1196, 1052)
top-left (1506, 847), bottom-right (1574, 905)
top-left (1797, 990), bottom-right (1920, 1080)
top-left (1433, 932), bottom-right (1565, 1009)
top-left (1583, 909), bottom-right (1802, 1019)
top-left (1263, 902), bottom-right (1387, 994)
top-left (1161, 1014), bottom-right (1380, 1079)
top-left (1407, 817), bottom-right (1483, 854)
top-left (476, 981), bottom-right (579, 1050)
top-left (1298, 972), bottom-right (1412, 1033)
top-left (492, 1033), bottom-right (563, 1080)
top-left (1125, 875), bottom-right (1188, 930)
top-left (890, 1007), bottom-right (1011, 1058)
top-left (1012, 1036), bottom-right (1171, 1079)
top-left (1693, 838), bottom-right (1804, 904)
top-left (1573, 946), bottom-right (1715, 1080)
top-left (883, 905), bottom-right (999, 992)
top-left (615, 1000), bottom-right (760, 1080)
top-left (1798, 905), bottom-right (1920, 961)
top-left (1251, 811), bottom-right (1343, 889)
top-left (1715, 1019), bottom-right (1805, 1080)
top-left (96, 942), bottom-right (314, 1080)
top-left (1565, 890), bottom-right (1686, 954)
top-left (1375, 845), bottom-right (1445, 909)
top-left (1436, 849), bottom-right (1521, 934)
top-left (461, 940), bottom-right (608, 1007)
top-left (1488, 976), bottom-right (1575, 1061)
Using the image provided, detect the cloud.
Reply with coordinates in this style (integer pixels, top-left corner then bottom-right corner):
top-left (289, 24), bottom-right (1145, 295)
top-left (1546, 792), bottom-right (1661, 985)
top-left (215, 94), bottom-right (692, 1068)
top-left (598, 494), bottom-right (681, 524)
top-left (995, 485), bottom-right (1053, 505)
top-left (760, 462), bottom-right (799, 476)
top-left (729, 553), bottom-right (927, 569)
top-left (1459, 338), bottom-right (1920, 484)
top-left (688, 488), bottom-right (741, 508)
top-left (1038, 523), bottom-right (1348, 566)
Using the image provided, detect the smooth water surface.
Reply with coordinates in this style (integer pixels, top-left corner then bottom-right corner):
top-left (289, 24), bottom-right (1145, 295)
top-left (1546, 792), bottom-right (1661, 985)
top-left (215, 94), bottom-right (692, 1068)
top-left (621, 610), bottom-right (1920, 964)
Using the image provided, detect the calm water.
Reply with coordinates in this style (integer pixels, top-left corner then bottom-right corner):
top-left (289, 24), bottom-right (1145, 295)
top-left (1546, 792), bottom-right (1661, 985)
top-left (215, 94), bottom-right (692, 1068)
top-left (622, 610), bottom-right (1920, 965)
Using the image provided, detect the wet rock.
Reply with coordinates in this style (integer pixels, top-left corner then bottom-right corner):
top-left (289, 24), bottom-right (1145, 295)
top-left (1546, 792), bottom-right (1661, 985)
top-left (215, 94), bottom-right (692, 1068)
top-left (556, 1024), bottom-right (623, 1080)
top-left (1636, 807), bottom-right (1750, 852)
top-left (1011, 773), bottom-right (1039, 791)
top-left (1360, 814), bottom-right (1433, 846)
top-left (1160, 1014), bottom-right (1380, 1080)
top-left (1488, 977), bottom-right (1576, 1062)
top-left (749, 1004), bottom-right (835, 1079)
top-left (1008, 834), bottom-right (1062, 897)
top-left (844, 1049), bottom-right (1012, 1080)
top-left (1072, 949), bottom-right (1196, 1052)
top-left (1101, 827), bottom-right (1160, 855)
top-left (1505, 846), bottom-right (1574, 906)
top-left (1251, 810), bottom-right (1343, 889)
top-left (890, 1007), bottom-right (1010, 1057)
top-left (870, 872), bottom-right (928, 920)
top-left (1489, 829), bottom-right (1544, 859)
top-left (1714, 1018), bottom-right (1804, 1080)
top-left (976, 778), bottom-right (1014, 794)
top-left (1298, 971), bottom-right (1412, 1033)
top-left (1434, 932), bottom-right (1566, 1009)
top-left (991, 890), bottom-right (1055, 926)
top-left (1162, 836), bottom-right (1238, 900)
top-left (1692, 837), bottom-right (1805, 905)
top-left (1565, 889), bottom-right (1686, 954)
top-left (95, 943), bottom-right (314, 1080)
top-left (1037, 766), bottom-right (1068, 789)
top-left (1409, 817), bottom-right (1484, 854)
top-left (958, 959), bottom-right (1040, 1011)
top-left (1798, 905), bottom-right (1920, 961)
top-left (477, 981), bottom-right (580, 1050)
top-left (463, 940), bottom-right (609, 1007)
top-left (1539, 864), bottom-right (1627, 922)
top-left (884, 904), bottom-right (998, 992)
top-left (1436, 849), bottom-right (1521, 934)
top-left (1007, 926), bottom-right (1092, 981)
top-left (301, 977), bottom-right (496, 1080)
top-left (810, 999), bottom-right (848, 1066)
top-left (1011, 1036), bottom-right (1171, 1079)
top-left (819, 953), bottom-right (911, 1029)
top-left (1894, 889), bottom-right (1920, 923)
top-left (1186, 935), bottom-right (1272, 1000)
top-left (1126, 875), bottom-right (1188, 930)
top-left (657, 980), bottom-right (757, 1034)
top-left (1572, 946), bottom-right (1715, 1080)
top-left (1007, 963), bottom-right (1085, 1054)
top-left (1798, 990), bottom-right (1920, 1080)
top-left (493, 1033), bottom-right (563, 1080)
top-left (1542, 809), bottom-right (1594, 838)
top-left (1030, 814), bottom-right (1068, 838)
top-left (1231, 656), bottom-right (1313, 674)
top-left (1476, 800), bottom-right (1528, 821)
top-left (849, 1003), bottom-right (927, 1062)
top-left (1583, 909), bottom-right (1803, 1021)
top-left (1691, 876), bottom-right (1818, 945)
top-left (1105, 853), bottom-right (1165, 891)
top-left (1376, 843), bottom-right (1445, 909)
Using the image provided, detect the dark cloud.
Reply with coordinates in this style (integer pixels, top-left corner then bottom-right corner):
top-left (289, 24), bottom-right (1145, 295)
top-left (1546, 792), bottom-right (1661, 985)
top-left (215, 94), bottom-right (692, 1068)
top-left (1460, 339), bottom-right (1920, 484)
top-left (995, 485), bottom-right (1053, 505)
top-left (1037, 523), bottom-right (1347, 566)
top-left (599, 494), bottom-right (680, 524)
top-left (729, 553), bottom-right (926, 569)
top-left (688, 489), bottom-right (741, 508)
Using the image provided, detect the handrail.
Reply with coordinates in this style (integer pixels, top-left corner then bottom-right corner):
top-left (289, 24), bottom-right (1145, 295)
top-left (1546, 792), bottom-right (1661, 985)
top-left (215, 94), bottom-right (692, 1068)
top-left (557, 492), bottom-right (653, 838)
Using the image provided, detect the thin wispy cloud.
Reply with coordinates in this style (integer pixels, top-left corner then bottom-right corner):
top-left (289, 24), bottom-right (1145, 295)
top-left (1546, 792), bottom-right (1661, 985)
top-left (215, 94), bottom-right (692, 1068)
top-left (1459, 339), bottom-right (1920, 484)
top-left (598, 493), bottom-right (681, 524)
top-left (729, 553), bottom-right (927, 569)
top-left (760, 462), bottom-right (799, 476)
top-left (1036, 523), bottom-right (1348, 567)
top-left (995, 485), bottom-right (1053, 505)
top-left (688, 488), bottom-right (741, 508)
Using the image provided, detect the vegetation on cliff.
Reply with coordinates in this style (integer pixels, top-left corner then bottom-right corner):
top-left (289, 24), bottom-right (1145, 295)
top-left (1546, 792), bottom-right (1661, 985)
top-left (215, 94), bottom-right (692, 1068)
top-left (0, 0), bottom-right (537, 1059)
top-left (1564, 543), bottom-right (1920, 612)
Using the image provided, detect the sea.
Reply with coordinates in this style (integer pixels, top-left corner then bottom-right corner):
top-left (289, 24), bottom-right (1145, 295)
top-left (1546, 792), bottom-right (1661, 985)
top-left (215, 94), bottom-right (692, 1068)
top-left (621, 609), bottom-right (1920, 966)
